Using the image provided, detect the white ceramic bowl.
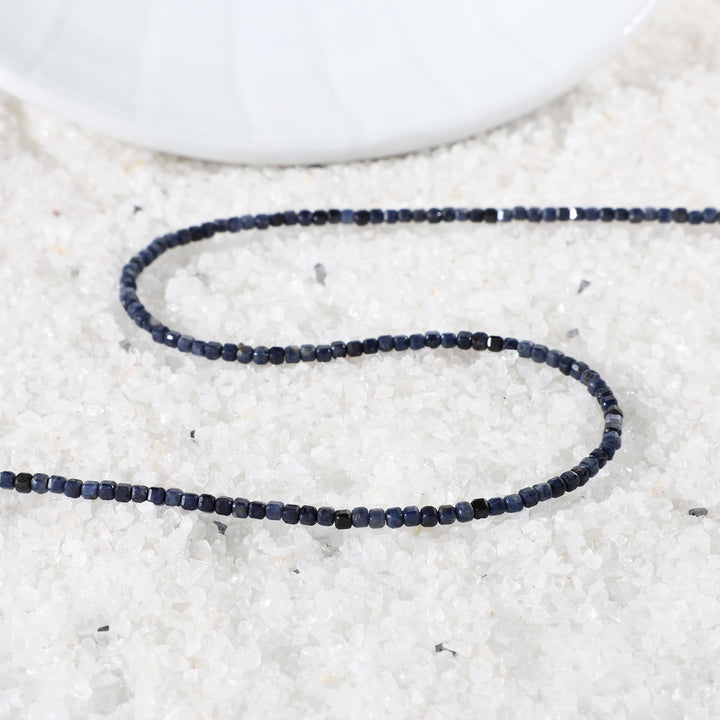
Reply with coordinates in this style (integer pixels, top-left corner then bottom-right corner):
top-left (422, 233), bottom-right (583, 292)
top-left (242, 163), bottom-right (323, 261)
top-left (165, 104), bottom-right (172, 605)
top-left (0, 0), bottom-right (658, 164)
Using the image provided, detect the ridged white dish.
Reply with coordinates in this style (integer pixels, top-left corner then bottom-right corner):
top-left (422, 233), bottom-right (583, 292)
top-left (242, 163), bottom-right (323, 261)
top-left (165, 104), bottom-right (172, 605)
top-left (0, 0), bottom-right (658, 164)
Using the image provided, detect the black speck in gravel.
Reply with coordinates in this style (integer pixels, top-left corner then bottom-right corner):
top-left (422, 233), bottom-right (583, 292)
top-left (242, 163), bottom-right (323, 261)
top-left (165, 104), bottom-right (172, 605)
top-left (132, 205), bottom-right (143, 214)
top-left (119, 339), bottom-right (131, 352)
top-left (578, 279), bottom-right (591, 294)
top-left (97, 625), bottom-right (109, 633)
top-left (314, 263), bottom-right (326, 285)
top-left (190, 429), bottom-right (196, 440)
top-left (435, 643), bottom-right (457, 657)
top-left (689, 507), bottom-right (708, 517)
top-left (567, 328), bottom-right (579, 338)
top-left (213, 521), bottom-right (227, 535)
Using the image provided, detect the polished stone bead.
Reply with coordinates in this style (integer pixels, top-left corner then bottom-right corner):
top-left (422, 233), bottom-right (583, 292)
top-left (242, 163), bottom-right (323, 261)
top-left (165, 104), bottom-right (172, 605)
top-left (629, 208), bottom-right (644, 223)
top-left (413, 209), bottom-right (427, 222)
top-left (455, 501), bottom-right (474, 522)
top-left (148, 486), bottom-right (165, 504)
top-left (425, 331), bottom-right (441, 348)
top-left (503, 337), bottom-right (518, 351)
top-left (265, 500), bottom-right (283, 520)
top-left (702, 207), bottom-right (718, 223)
top-left (454, 208), bottom-right (469, 221)
top-left (614, 208), bottom-right (629, 221)
top-left (504, 494), bottom-right (523, 512)
top-left (363, 338), bottom-right (379, 354)
top-left (579, 456), bottom-right (600, 477)
top-left (532, 482), bottom-right (552, 501)
top-left (346, 340), bottom-right (363, 356)
top-left (441, 332), bottom-right (457, 348)
top-left (354, 210), bottom-right (370, 226)
top-left (483, 208), bottom-right (498, 223)
top-left (221, 343), bottom-right (238, 361)
top-left (317, 506), bottom-right (335, 526)
top-left (402, 506), bottom-right (420, 527)
top-left (334, 509), bottom-right (352, 529)
top-left (548, 477), bottom-right (565, 498)
top-left (369, 209), bottom-right (384, 224)
top-left (385, 209), bottom-right (398, 223)
top-left (253, 346), bottom-right (269, 364)
top-left (232, 497), bottom-right (249, 517)
top-left (378, 335), bottom-right (394, 351)
top-left (177, 335), bottom-right (194, 352)
top-left (672, 207), bottom-right (688, 222)
top-left (643, 207), bottom-right (658, 221)
top-left (599, 207), bottom-right (614, 222)
top-left (82, 481), bottom-right (99, 500)
top-left (570, 361), bottom-right (589, 380)
top-left (151, 325), bottom-right (168, 343)
top-left (557, 355), bottom-right (575, 375)
top-left (517, 340), bottom-right (534, 358)
top-left (98, 481), bottom-right (117, 500)
top-left (398, 209), bottom-right (413, 222)
top-left (298, 210), bottom-right (313, 226)
top-left (561, 470), bottom-right (580, 492)
top-left (437, 505), bottom-right (456, 525)
top-left (386, 507), bottom-right (404, 528)
top-left (340, 209), bottom-right (354, 224)
top-left (393, 335), bottom-right (410, 351)
top-left (14, 473), bottom-right (32, 493)
top-left (269, 212), bottom-right (285, 227)
top-left (240, 215), bottom-right (255, 230)
top-left (368, 508), bottom-right (386, 528)
top-left (688, 211), bottom-right (702, 224)
top-left (588, 376), bottom-right (607, 394)
top-left (316, 345), bottom-right (332, 362)
top-left (531, 344), bottom-right (548, 363)
top-left (352, 507), bottom-right (370, 528)
top-left (60, 478), bottom-right (80, 497)
top-left (163, 487), bottom-right (181, 506)
top-left (31, 473), bottom-right (49, 494)
top-left (215, 496), bottom-right (232, 515)
top-left (284, 345), bottom-right (301, 363)
top-left (299, 505), bottom-right (318, 525)
top-left (327, 209), bottom-right (341, 224)
top-left (456, 331), bottom-right (472, 349)
top-left (583, 207), bottom-right (598, 221)
top-left (545, 349), bottom-right (563, 368)
top-left (204, 342), bottom-right (222, 360)
top-left (283, 210), bottom-right (298, 225)
top-left (472, 331), bottom-right (488, 350)
top-left (248, 501), bottom-right (266, 519)
top-left (518, 487), bottom-right (539, 507)
top-left (605, 413), bottom-right (623, 433)
top-left (198, 494), bottom-right (216, 512)
top-left (409, 333), bottom-right (426, 350)
top-left (311, 210), bottom-right (328, 225)
top-left (268, 346), bottom-right (285, 364)
top-left (48, 475), bottom-right (67, 494)
top-left (469, 208), bottom-right (484, 222)
top-left (162, 330), bottom-right (181, 348)
top-left (590, 448), bottom-right (609, 469)
top-left (471, 498), bottom-right (490, 519)
top-left (330, 341), bottom-right (347, 358)
top-left (1, 471), bottom-right (17, 489)
top-left (527, 207), bottom-right (542, 222)
top-left (281, 503), bottom-right (300, 524)
top-left (602, 430), bottom-right (622, 451)
top-left (487, 497), bottom-right (505, 515)
top-left (487, 335), bottom-right (503, 352)
top-left (237, 344), bottom-right (254, 364)
top-left (427, 207), bottom-right (443, 223)
top-left (658, 208), bottom-right (672, 222)
top-left (227, 216), bottom-right (242, 232)
top-left (181, 493), bottom-right (199, 511)
top-left (572, 464), bottom-right (590, 486)
top-left (512, 206), bottom-right (528, 220)
top-left (300, 344), bottom-right (316, 362)
top-left (558, 207), bottom-right (570, 221)
top-left (190, 340), bottom-right (206, 357)
top-left (542, 208), bottom-right (557, 222)
top-left (421, 506), bottom-right (439, 526)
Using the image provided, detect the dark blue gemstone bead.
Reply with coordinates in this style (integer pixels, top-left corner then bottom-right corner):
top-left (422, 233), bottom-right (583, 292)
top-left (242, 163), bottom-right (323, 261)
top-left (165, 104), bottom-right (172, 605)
top-left (629, 208), bottom-right (644, 223)
top-left (545, 349), bottom-right (563, 368)
top-left (221, 343), bottom-right (238, 361)
top-left (177, 229), bottom-right (192, 244)
top-left (151, 325), bottom-right (168, 343)
top-left (268, 346), bottom-right (285, 365)
top-left (561, 471), bottom-right (580, 492)
top-left (503, 337), bottom-right (518, 351)
top-left (580, 456), bottom-right (600, 477)
top-left (368, 508), bottom-right (386, 528)
top-left (177, 335), bottom-right (193, 353)
top-left (602, 431), bottom-right (622, 451)
top-left (600, 207), bottom-right (614, 222)
top-left (378, 335), bottom-right (394, 352)
top-left (487, 335), bottom-right (504, 352)
top-left (114, 483), bottom-right (131, 502)
top-left (334, 509), bottom-right (352, 529)
top-left (528, 207), bottom-right (542, 222)
top-left (330, 341), bottom-right (347, 358)
top-left (49, 475), bottom-right (67, 494)
top-left (409, 333), bottom-right (426, 350)
top-left (454, 208), bottom-right (469, 221)
top-left (14, 473), bottom-right (31, 493)
top-left (517, 340), bottom-right (534, 358)
top-left (316, 345), bottom-right (332, 362)
top-left (644, 207), bottom-right (658, 221)
top-left (572, 464), bottom-right (590, 486)
top-left (340, 209), bottom-right (354, 224)
top-left (398, 209), bottom-right (413, 222)
top-left (456, 331), bottom-right (472, 349)
top-left (284, 345), bottom-right (301, 363)
top-left (558, 356), bottom-right (574, 375)
top-left (585, 207), bottom-right (599, 221)
top-left (131, 485), bottom-right (148, 503)
top-left (588, 376), bottom-right (607, 394)
top-left (354, 210), bottom-right (370, 226)
top-left (471, 498), bottom-right (489, 519)
top-left (483, 208), bottom-right (498, 223)
top-left (513, 206), bottom-right (528, 220)
top-left (281, 503), bottom-right (300, 524)
top-left (455, 501), bottom-right (474, 522)
top-left (98, 481), bottom-right (116, 500)
top-left (579, 369), bottom-right (600, 387)
top-left (311, 210), bottom-right (328, 225)
top-left (590, 448), bottom-right (609, 468)
top-left (327, 209), bottom-right (341, 224)
top-left (240, 215), bottom-right (255, 230)
top-left (283, 211), bottom-right (298, 225)
top-left (518, 487), bottom-right (539, 508)
top-left (469, 208), bottom-right (484, 222)
top-left (60, 478), bottom-right (80, 497)
top-left (614, 208), bottom-right (629, 221)
top-left (180, 493), bottom-right (199, 511)
top-left (148, 487), bottom-right (165, 504)
top-left (421, 506), bottom-right (439, 526)
top-left (504, 494), bottom-right (523, 513)
top-left (163, 330), bottom-right (180, 348)
top-left (165, 488), bottom-right (183, 506)
top-left (548, 477), bottom-right (565, 498)
top-left (369, 209), bottom-right (384, 224)
top-left (425, 331), bottom-right (441, 348)
top-left (437, 505), bottom-right (456, 525)
top-left (385, 209), bottom-right (399, 223)
top-left (542, 208), bottom-right (557, 222)
top-left (198, 494), bottom-right (216, 512)
top-left (352, 507), bottom-right (370, 528)
top-left (232, 497), bottom-right (249, 517)
top-left (254, 214), bottom-right (270, 230)
top-left (346, 340), bottom-right (363, 356)
top-left (248, 501), bottom-right (266, 519)
top-left (558, 207), bottom-right (570, 221)
top-left (253, 346), bottom-right (269, 364)
top-left (530, 344), bottom-right (548, 363)
top-left (386, 507), bottom-right (404, 528)
top-left (570, 361), bottom-right (589, 380)
top-left (317, 506), bottom-right (335, 526)
top-left (487, 497), bottom-right (505, 515)
top-left (658, 208), bottom-right (672, 223)
top-left (442, 207), bottom-right (455, 222)
top-left (31, 473), bottom-right (49, 494)
top-left (299, 505), bottom-right (318, 525)
top-left (0, 470), bottom-right (15, 489)
top-left (402, 506), bottom-right (420, 527)
top-left (293, 210), bottom-right (311, 226)
top-left (441, 332), bottom-right (457, 348)
top-left (82, 481), bottom-right (99, 500)
top-left (204, 341), bottom-right (222, 360)
top-left (688, 210), bottom-right (702, 225)
top-left (412, 209), bottom-right (427, 222)
top-left (472, 331), bottom-right (488, 350)
top-left (532, 482), bottom-right (552, 501)
top-left (574, 207), bottom-right (586, 220)
top-left (672, 207), bottom-right (688, 223)
top-left (702, 207), bottom-right (718, 223)
top-left (427, 207), bottom-right (442, 223)
top-left (269, 212), bottom-right (285, 227)
top-left (393, 335), bottom-right (410, 351)
top-left (190, 340), bottom-right (206, 356)
top-left (363, 338), bottom-right (379, 354)
top-left (215, 496), bottom-right (232, 515)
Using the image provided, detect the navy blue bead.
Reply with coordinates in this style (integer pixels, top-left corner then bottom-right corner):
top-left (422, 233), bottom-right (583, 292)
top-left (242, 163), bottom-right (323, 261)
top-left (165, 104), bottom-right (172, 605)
top-left (385, 209), bottom-right (399, 223)
top-left (483, 208), bottom-right (498, 223)
top-left (254, 214), bottom-right (270, 230)
top-left (425, 331), bottom-right (441, 348)
top-left (454, 208), bottom-right (469, 221)
top-left (580, 456), bottom-right (600, 477)
top-left (530, 344), bottom-right (548, 363)
top-left (688, 210), bottom-right (702, 225)
top-left (14, 473), bottom-right (31, 493)
top-left (82, 481), bottom-right (99, 500)
top-left (240, 215), bottom-right (255, 230)
top-left (512, 206), bottom-right (528, 220)
top-left (327, 209), bottom-right (341, 224)
top-left (363, 338), bottom-right (379, 354)
top-left (198, 494), bottom-right (216, 512)
top-left (247, 500), bottom-right (265, 519)
top-left (351, 507), bottom-right (370, 528)
top-left (368, 508), bottom-right (386, 528)
top-left (503, 337), bottom-right (518, 351)
top-left (148, 487), bottom-right (165, 504)
top-left (557, 207), bottom-right (570, 221)
top-left (702, 207), bottom-right (718, 223)
top-left (487, 497), bottom-right (505, 515)
top-left (98, 481), bottom-right (116, 500)
top-left (542, 208), bottom-right (557, 222)
top-left (428, 207), bottom-right (443, 223)
top-left (588, 376), bottom-right (607, 394)
top-left (252, 346), bottom-right (269, 365)
top-left (215, 496), bottom-right (232, 516)
top-left (151, 325), bottom-right (168, 343)
top-left (614, 208), bottom-right (629, 221)
top-left (114, 483), bottom-right (132, 502)
top-left (317, 506), bottom-right (335, 526)
top-left (600, 207), bottom-right (614, 222)
top-left (369, 209), bottom-right (384, 224)
top-left (393, 335), bottom-right (410, 351)
top-left (548, 477), bottom-right (565, 498)
top-left (311, 210), bottom-right (328, 225)
top-left (330, 341), bottom-right (347, 358)
top-left (441, 332), bottom-right (457, 348)
top-left (268, 346), bottom-right (285, 365)
top-left (190, 340), bottom-right (206, 357)
top-left (561, 471), bottom-right (580, 492)
top-left (572, 464), bottom-right (590, 486)
top-left (402, 506), bottom-right (420, 527)
top-left (284, 345), bottom-right (301, 363)
top-left (437, 505), bottom-right (456, 525)
top-left (1, 471), bottom-right (16, 489)
top-left (340, 209), bottom-right (354, 224)
top-left (456, 331), bottom-right (472, 349)
top-left (472, 331), bottom-right (488, 350)
top-left (282, 503), bottom-right (300, 524)
top-left (131, 485), bottom-right (148, 502)
top-left (298, 210), bottom-right (313, 226)
top-left (421, 506), bottom-right (439, 526)
top-left (590, 447), bottom-right (609, 468)
top-left (442, 207), bottom-right (455, 222)
top-left (469, 208), bottom-right (484, 222)
top-left (299, 505), bottom-right (317, 525)
top-left (346, 340), bottom-right (363, 356)
top-left (579, 369), bottom-right (600, 387)
top-left (163, 330), bottom-right (180, 348)
top-left (658, 208), bottom-right (672, 223)
top-left (602, 431), bottom-right (622, 451)
top-left (471, 498), bottom-right (490, 519)
top-left (180, 493), bottom-right (199, 511)
top-left (177, 335), bottom-right (193, 353)
top-left (386, 507), bottom-right (404, 528)
top-left (165, 488), bottom-right (183, 506)
top-left (316, 345), bottom-right (332, 362)
top-left (570, 361), bottom-right (589, 380)
top-left (558, 355), bottom-right (574, 375)
top-left (60, 478), bottom-right (80, 497)
top-left (232, 497), bottom-right (249, 517)
top-left (49, 475), bottom-right (67, 494)
top-left (545, 349), bottom-right (563, 368)
top-left (532, 482), bottom-right (552, 501)
top-left (518, 487), bottom-right (539, 508)
top-left (269, 212), bottom-right (285, 227)
top-left (585, 207), bottom-right (599, 221)
top-left (221, 343), bottom-right (238, 361)
top-left (204, 341), bottom-right (222, 360)
top-left (629, 208), bottom-right (644, 223)
top-left (31, 473), bottom-right (49, 494)
top-left (227, 217), bottom-right (242, 232)
top-left (412, 209), bottom-right (427, 222)
top-left (378, 335), bottom-right (394, 352)
top-left (409, 333), bottom-right (426, 350)
top-left (527, 207), bottom-right (542, 222)
top-left (455, 501), bottom-right (474, 522)
top-left (504, 494), bottom-right (523, 513)
top-left (334, 509), bottom-right (352, 529)
top-left (517, 340), bottom-right (534, 358)
top-left (573, 207), bottom-right (586, 220)
top-left (672, 207), bottom-right (688, 223)
top-left (283, 211), bottom-right (298, 226)
top-left (398, 209), bottom-right (413, 222)
top-left (644, 207), bottom-right (658, 221)
top-left (354, 210), bottom-right (370, 226)
top-left (487, 335), bottom-right (504, 352)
